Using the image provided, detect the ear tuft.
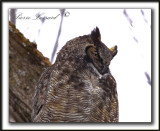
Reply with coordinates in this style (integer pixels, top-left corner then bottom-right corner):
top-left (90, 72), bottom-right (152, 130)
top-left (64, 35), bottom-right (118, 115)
top-left (91, 27), bottom-right (101, 44)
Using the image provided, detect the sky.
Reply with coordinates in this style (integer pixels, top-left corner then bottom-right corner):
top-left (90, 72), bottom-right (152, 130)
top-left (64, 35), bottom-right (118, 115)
top-left (13, 9), bottom-right (151, 122)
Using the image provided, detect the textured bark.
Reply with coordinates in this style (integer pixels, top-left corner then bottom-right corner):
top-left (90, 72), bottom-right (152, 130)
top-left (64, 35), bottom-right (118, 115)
top-left (9, 22), bottom-right (51, 122)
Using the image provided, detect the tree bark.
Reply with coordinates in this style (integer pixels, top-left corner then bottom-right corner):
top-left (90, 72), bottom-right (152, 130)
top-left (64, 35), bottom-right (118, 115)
top-left (9, 22), bottom-right (51, 122)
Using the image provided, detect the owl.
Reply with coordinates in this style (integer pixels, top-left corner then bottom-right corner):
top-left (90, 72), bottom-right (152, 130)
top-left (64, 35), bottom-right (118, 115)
top-left (32, 27), bottom-right (118, 122)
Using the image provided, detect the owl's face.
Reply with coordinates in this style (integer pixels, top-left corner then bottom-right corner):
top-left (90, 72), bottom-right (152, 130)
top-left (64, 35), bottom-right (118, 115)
top-left (56, 27), bottom-right (117, 75)
top-left (86, 27), bottom-right (117, 75)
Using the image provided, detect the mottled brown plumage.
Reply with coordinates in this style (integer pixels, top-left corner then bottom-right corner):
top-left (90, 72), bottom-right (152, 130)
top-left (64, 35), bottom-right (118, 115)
top-left (32, 27), bottom-right (118, 122)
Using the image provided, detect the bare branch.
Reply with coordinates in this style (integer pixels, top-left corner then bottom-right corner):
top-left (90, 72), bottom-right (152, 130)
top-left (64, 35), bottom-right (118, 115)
top-left (123, 9), bottom-right (133, 27)
top-left (50, 9), bottom-right (65, 64)
top-left (144, 72), bottom-right (151, 86)
top-left (10, 9), bottom-right (17, 25)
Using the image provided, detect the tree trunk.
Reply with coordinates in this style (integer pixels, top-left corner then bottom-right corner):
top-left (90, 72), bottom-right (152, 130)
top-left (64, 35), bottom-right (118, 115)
top-left (9, 22), bottom-right (51, 122)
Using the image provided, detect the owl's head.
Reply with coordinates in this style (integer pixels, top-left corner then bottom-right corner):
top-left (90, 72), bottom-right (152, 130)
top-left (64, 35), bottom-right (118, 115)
top-left (86, 27), bottom-right (117, 74)
top-left (56, 27), bottom-right (117, 75)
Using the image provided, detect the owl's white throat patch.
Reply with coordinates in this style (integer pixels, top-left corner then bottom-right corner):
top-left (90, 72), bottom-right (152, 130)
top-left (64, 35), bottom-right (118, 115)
top-left (88, 63), bottom-right (110, 79)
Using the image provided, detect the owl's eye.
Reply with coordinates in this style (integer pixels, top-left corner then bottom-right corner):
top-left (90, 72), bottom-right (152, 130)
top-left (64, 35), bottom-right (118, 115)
top-left (86, 46), bottom-right (99, 60)
top-left (86, 45), bottom-right (106, 74)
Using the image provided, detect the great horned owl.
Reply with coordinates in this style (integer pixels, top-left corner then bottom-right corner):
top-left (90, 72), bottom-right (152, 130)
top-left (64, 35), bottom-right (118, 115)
top-left (32, 27), bottom-right (118, 122)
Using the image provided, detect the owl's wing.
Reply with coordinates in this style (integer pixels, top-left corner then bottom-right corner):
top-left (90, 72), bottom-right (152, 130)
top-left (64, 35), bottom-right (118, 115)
top-left (32, 66), bottom-right (53, 121)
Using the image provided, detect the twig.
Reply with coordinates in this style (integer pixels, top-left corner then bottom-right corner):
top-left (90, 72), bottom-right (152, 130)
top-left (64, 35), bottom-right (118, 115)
top-left (51, 9), bottom-right (65, 64)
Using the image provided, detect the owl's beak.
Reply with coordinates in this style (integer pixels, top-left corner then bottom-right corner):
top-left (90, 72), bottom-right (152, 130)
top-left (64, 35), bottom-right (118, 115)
top-left (110, 45), bottom-right (117, 57)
